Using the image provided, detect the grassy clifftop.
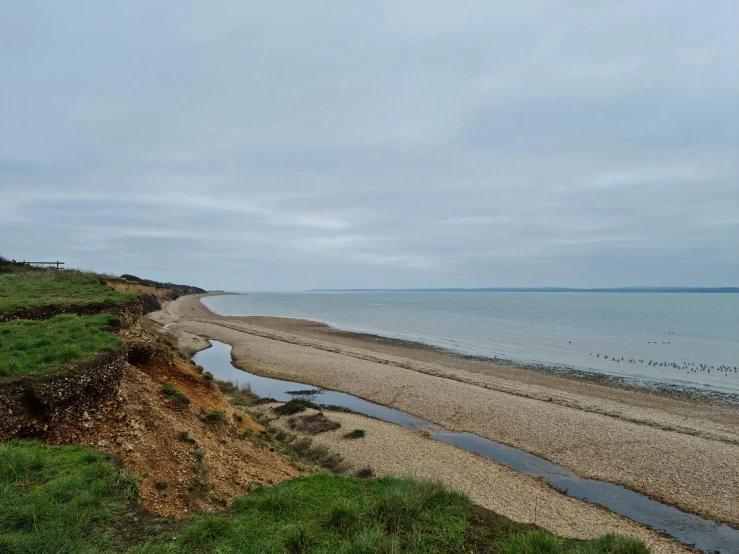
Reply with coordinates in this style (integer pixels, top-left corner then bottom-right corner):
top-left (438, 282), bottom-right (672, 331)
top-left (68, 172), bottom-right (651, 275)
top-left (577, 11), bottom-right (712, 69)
top-left (0, 271), bottom-right (136, 314)
top-left (0, 314), bottom-right (123, 379)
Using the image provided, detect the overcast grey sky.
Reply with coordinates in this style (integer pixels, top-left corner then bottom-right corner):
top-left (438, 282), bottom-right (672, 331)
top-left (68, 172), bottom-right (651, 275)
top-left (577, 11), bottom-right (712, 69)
top-left (1, 1), bottom-right (737, 290)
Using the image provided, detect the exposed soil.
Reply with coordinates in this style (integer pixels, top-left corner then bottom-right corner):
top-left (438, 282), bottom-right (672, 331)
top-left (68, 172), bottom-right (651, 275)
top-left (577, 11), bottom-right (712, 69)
top-left (40, 322), bottom-right (302, 517)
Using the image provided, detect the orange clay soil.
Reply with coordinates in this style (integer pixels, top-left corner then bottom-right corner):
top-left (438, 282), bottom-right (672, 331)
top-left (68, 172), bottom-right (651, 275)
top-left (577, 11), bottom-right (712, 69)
top-left (41, 324), bottom-right (302, 518)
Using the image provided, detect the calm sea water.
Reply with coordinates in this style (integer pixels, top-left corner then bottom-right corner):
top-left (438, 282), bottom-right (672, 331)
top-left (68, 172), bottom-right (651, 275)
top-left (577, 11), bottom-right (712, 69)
top-left (201, 292), bottom-right (739, 394)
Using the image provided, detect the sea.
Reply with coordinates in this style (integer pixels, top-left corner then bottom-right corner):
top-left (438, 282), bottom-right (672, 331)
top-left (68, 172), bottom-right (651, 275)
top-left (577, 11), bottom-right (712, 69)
top-left (201, 292), bottom-right (739, 394)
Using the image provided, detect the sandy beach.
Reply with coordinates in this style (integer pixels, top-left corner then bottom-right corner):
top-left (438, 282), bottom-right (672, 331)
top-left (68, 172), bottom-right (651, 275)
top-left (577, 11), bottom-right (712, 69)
top-left (159, 294), bottom-right (738, 548)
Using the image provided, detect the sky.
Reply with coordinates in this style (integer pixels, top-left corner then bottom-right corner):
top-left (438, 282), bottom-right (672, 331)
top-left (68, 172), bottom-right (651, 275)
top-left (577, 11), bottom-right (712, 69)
top-left (1, 1), bottom-right (737, 291)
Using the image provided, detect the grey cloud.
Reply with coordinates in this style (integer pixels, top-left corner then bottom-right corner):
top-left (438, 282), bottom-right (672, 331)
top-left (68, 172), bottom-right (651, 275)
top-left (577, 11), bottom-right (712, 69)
top-left (1, 1), bottom-right (737, 289)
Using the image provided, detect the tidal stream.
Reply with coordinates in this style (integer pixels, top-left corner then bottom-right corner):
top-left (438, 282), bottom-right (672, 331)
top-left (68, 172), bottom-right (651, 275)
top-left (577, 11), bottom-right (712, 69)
top-left (193, 339), bottom-right (739, 553)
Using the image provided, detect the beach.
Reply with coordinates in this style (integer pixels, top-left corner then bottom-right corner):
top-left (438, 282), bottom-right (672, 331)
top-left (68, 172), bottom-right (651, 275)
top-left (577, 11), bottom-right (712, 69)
top-left (158, 294), bottom-right (739, 548)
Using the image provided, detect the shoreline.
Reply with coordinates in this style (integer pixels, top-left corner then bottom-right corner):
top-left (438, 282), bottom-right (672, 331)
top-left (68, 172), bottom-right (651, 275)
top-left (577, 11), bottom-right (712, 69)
top-left (161, 294), bottom-right (739, 531)
top-left (198, 294), bottom-right (739, 404)
top-left (309, 325), bottom-right (739, 406)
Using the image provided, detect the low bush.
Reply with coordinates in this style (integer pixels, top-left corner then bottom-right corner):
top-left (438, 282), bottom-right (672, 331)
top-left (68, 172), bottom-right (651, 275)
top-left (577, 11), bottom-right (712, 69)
top-left (287, 438), bottom-right (349, 474)
top-left (354, 466), bottom-right (375, 479)
top-left (217, 380), bottom-right (261, 406)
top-left (202, 410), bottom-right (226, 424)
top-left (344, 429), bottom-right (365, 439)
top-left (178, 431), bottom-right (196, 444)
top-left (273, 399), bottom-right (319, 416)
top-left (215, 379), bottom-right (238, 394)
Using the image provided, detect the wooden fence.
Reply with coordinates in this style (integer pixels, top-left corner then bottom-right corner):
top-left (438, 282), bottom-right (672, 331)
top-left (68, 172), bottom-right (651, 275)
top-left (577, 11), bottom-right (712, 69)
top-left (21, 261), bottom-right (65, 270)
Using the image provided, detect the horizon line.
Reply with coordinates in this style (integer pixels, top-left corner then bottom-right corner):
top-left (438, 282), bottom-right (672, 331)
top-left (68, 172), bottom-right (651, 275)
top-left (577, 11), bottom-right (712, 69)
top-left (302, 286), bottom-right (739, 293)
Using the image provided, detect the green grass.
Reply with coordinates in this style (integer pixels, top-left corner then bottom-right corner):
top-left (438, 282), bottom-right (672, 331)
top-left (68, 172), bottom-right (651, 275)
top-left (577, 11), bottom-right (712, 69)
top-left (0, 314), bottom-right (123, 379)
top-left (0, 257), bottom-right (43, 275)
top-left (135, 473), bottom-right (473, 554)
top-left (0, 440), bottom-right (138, 554)
top-left (0, 443), bottom-right (651, 554)
top-left (0, 271), bottom-right (136, 313)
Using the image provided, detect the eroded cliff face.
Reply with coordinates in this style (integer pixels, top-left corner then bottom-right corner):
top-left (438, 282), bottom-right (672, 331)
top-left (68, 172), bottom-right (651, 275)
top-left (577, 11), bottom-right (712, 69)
top-left (0, 280), bottom-right (303, 517)
top-left (0, 347), bottom-right (126, 441)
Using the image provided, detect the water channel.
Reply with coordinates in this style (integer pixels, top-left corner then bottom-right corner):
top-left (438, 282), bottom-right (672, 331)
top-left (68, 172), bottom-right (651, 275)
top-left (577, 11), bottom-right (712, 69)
top-left (193, 339), bottom-right (739, 554)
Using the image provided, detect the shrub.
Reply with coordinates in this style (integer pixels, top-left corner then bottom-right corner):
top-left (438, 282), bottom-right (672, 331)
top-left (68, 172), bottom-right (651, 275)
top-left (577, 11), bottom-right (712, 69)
top-left (202, 410), bottom-right (226, 424)
top-left (274, 399), bottom-right (319, 415)
top-left (215, 379), bottom-right (238, 394)
top-left (218, 380), bottom-right (261, 406)
top-left (287, 439), bottom-right (349, 473)
top-left (178, 431), bottom-right (197, 444)
top-left (354, 466), bottom-right (375, 479)
top-left (344, 429), bottom-right (365, 439)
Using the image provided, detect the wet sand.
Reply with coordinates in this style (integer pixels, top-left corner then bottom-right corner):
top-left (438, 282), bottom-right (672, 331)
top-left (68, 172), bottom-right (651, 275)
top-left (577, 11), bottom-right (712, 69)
top-left (164, 295), bottom-right (739, 531)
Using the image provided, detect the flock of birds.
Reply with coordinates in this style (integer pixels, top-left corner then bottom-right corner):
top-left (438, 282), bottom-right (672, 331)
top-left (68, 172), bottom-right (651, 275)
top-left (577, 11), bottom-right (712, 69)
top-left (581, 333), bottom-right (738, 377)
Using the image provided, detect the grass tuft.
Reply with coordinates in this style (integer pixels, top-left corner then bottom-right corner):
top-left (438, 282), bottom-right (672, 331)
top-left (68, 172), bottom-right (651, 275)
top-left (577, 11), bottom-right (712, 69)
top-left (497, 529), bottom-right (564, 553)
top-left (160, 382), bottom-right (190, 406)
